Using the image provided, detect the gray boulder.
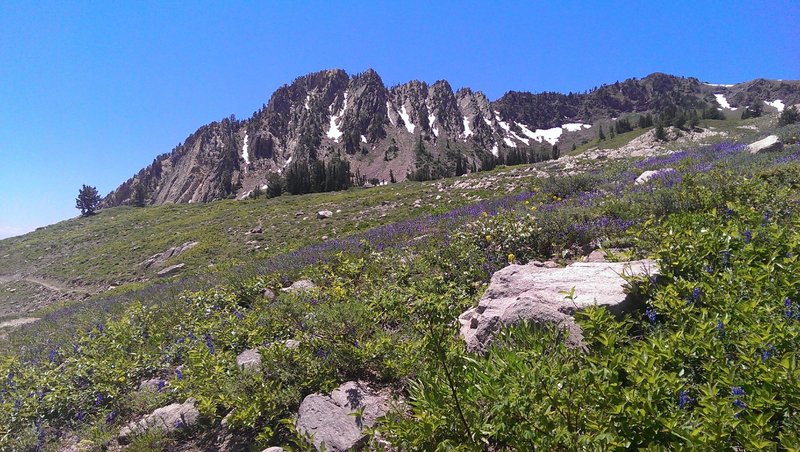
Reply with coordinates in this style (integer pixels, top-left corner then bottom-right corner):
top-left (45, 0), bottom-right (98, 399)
top-left (281, 279), bottom-right (317, 293)
top-left (748, 135), bottom-right (783, 153)
top-left (118, 398), bottom-right (200, 443)
top-left (459, 260), bottom-right (657, 351)
top-left (635, 168), bottom-right (676, 185)
top-left (157, 263), bottom-right (185, 277)
top-left (317, 210), bottom-right (333, 219)
top-left (236, 349), bottom-right (262, 371)
top-left (140, 241), bottom-right (198, 269)
top-left (297, 381), bottom-right (390, 451)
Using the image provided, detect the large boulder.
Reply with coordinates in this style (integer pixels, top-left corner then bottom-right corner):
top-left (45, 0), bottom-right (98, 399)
top-left (140, 241), bottom-right (198, 269)
top-left (459, 260), bottom-right (657, 352)
top-left (281, 279), bottom-right (317, 293)
top-left (236, 349), bottom-right (262, 371)
top-left (748, 135), bottom-right (783, 154)
top-left (296, 381), bottom-right (390, 451)
top-left (157, 263), bottom-right (185, 277)
top-left (635, 168), bottom-right (676, 185)
top-left (118, 398), bottom-right (200, 443)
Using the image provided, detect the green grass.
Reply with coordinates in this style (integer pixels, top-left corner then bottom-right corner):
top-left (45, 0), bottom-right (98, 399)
top-left (568, 127), bottom-right (652, 156)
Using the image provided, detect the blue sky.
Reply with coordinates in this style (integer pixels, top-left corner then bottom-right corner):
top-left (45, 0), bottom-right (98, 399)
top-left (0, 0), bottom-right (798, 238)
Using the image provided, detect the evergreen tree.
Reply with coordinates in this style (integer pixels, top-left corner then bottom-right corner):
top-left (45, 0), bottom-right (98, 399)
top-left (75, 184), bottom-right (101, 216)
top-left (655, 123), bottom-right (668, 141)
top-left (266, 173), bottom-right (283, 198)
top-left (779, 106), bottom-right (800, 126)
top-left (598, 125), bottom-right (606, 141)
top-left (389, 169), bottom-right (396, 183)
top-left (551, 144), bottom-right (560, 160)
top-left (132, 182), bottom-right (147, 207)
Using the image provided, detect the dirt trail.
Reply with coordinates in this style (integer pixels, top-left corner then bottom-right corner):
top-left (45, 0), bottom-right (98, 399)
top-left (0, 274), bottom-right (92, 293)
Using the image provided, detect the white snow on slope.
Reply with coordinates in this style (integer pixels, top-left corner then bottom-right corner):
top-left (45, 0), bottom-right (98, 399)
top-left (490, 143), bottom-right (499, 157)
top-left (360, 135), bottom-right (367, 143)
top-left (706, 83), bottom-right (734, 88)
top-left (326, 93), bottom-right (348, 141)
top-left (503, 137), bottom-right (517, 148)
top-left (516, 122), bottom-right (539, 140)
top-left (241, 134), bottom-right (250, 169)
top-left (462, 116), bottom-right (473, 138)
top-left (764, 99), bottom-right (785, 112)
top-left (510, 131), bottom-right (529, 145)
top-left (304, 94), bottom-right (310, 111)
top-left (563, 123), bottom-right (592, 132)
top-left (714, 93), bottom-right (737, 110)
top-left (483, 117), bottom-right (492, 127)
top-left (386, 101), bottom-right (395, 125)
top-left (399, 105), bottom-right (415, 133)
top-left (428, 114), bottom-right (439, 136)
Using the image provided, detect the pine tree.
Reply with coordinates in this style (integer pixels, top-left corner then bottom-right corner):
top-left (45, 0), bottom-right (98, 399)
top-left (598, 125), bottom-right (606, 141)
top-left (655, 123), bottom-right (667, 141)
top-left (132, 182), bottom-right (147, 207)
top-left (779, 106), bottom-right (800, 126)
top-left (75, 184), bottom-right (101, 216)
top-left (389, 169), bottom-right (396, 183)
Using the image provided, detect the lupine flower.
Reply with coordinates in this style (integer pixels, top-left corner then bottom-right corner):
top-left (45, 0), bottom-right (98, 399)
top-left (204, 334), bottom-right (215, 355)
top-left (692, 287), bottom-right (702, 302)
top-left (106, 411), bottom-right (117, 424)
top-left (95, 393), bottom-right (104, 406)
top-left (157, 380), bottom-right (166, 392)
top-left (646, 308), bottom-right (657, 324)
top-left (733, 399), bottom-right (747, 409)
top-left (175, 419), bottom-right (184, 429)
top-left (731, 386), bottom-right (745, 396)
top-left (678, 390), bottom-right (693, 409)
top-left (743, 230), bottom-right (752, 244)
top-left (722, 250), bottom-right (731, 266)
top-left (716, 320), bottom-right (725, 339)
top-left (48, 349), bottom-right (57, 363)
top-left (175, 369), bottom-right (183, 380)
top-left (703, 265), bottom-right (714, 274)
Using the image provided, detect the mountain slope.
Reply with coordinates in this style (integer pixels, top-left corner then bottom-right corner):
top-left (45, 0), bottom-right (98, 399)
top-left (102, 70), bottom-right (800, 207)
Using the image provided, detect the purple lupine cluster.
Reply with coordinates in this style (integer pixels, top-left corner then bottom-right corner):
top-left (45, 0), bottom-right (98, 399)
top-left (678, 390), bottom-right (694, 409)
top-left (716, 320), bottom-right (725, 339)
top-left (645, 308), bottom-right (657, 324)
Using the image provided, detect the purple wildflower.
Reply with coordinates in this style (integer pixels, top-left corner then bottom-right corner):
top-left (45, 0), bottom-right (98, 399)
top-left (175, 418), bottom-right (184, 429)
top-left (646, 308), bottom-right (657, 324)
top-left (733, 399), bottom-right (747, 409)
top-left (743, 230), bottom-right (752, 244)
top-left (731, 386), bottom-right (745, 396)
top-left (717, 320), bottom-right (725, 339)
top-left (678, 390), bottom-right (693, 409)
top-left (94, 393), bottom-right (104, 406)
top-left (786, 297), bottom-right (794, 319)
top-left (106, 411), bottom-right (117, 424)
top-left (175, 369), bottom-right (183, 380)
top-left (204, 334), bottom-right (215, 355)
top-left (157, 380), bottom-right (166, 392)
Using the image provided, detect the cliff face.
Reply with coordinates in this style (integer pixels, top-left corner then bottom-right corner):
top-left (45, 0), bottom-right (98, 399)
top-left (102, 70), bottom-right (800, 207)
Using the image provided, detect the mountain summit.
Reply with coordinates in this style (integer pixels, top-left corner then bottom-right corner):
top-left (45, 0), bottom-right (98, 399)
top-left (102, 70), bottom-right (800, 207)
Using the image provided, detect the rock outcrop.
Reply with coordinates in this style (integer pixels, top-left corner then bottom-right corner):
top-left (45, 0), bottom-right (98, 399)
top-left (296, 381), bottom-right (390, 451)
top-left (459, 260), bottom-right (657, 351)
top-left (635, 168), bottom-right (676, 185)
top-left (748, 135), bottom-right (783, 153)
top-left (118, 398), bottom-right (200, 443)
top-left (140, 241), bottom-right (198, 269)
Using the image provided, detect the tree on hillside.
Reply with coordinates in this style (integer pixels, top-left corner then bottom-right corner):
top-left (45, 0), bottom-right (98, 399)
top-left (778, 106), bottom-right (799, 126)
top-left (76, 184), bottom-right (101, 216)
top-left (132, 182), bottom-right (147, 207)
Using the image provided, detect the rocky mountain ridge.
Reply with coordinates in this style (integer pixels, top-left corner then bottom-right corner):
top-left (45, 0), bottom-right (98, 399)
top-left (102, 70), bottom-right (800, 207)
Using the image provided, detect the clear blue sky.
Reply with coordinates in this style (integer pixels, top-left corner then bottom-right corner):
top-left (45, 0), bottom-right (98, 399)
top-left (1, 0), bottom-right (798, 238)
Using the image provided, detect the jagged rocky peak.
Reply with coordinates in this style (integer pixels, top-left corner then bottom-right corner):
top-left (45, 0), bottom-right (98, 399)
top-left (101, 69), bottom-right (800, 208)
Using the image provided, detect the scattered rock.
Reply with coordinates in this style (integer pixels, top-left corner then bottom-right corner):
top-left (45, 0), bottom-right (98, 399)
top-left (140, 241), bottom-right (198, 269)
top-left (748, 135), bottom-right (783, 153)
top-left (118, 398), bottom-right (200, 443)
top-left (250, 226), bottom-right (263, 234)
top-left (281, 279), bottom-right (317, 293)
top-left (262, 288), bottom-right (276, 301)
top-left (236, 349), bottom-right (262, 371)
top-left (459, 260), bottom-right (657, 352)
top-left (317, 210), bottom-right (333, 219)
top-left (0, 317), bottom-right (39, 329)
top-left (138, 378), bottom-right (165, 392)
top-left (296, 381), bottom-right (390, 451)
top-left (284, 339), bottom-right (301, 349)
top-left (157, 263), bottom-right (185, 277)
top-left (584, 250), bottom-right (608, 263)
top-left (635, 168), bottom-right (676, 185)
top-left (262, 448), bottom-right (285, 452)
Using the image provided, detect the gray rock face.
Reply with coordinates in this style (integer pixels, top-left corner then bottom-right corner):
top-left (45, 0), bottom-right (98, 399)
top-left (635, 168), bottom-right (676, 185)
top-left (281, 279), bottom-right (317, 293)
top-left (317, 210), bottom-right (333, 219)
top-left (118, 398), bottom-right (200, 443)
top-left (459, 260), bottom-right (657, 352)
top-left (236, 349), bottom-right (262, 371)
top-left (748, 135), bottom-right (783, 153)
top-left (297, 381), bottom-right (390, 451)
top-left (157, 263), bottom-right (185, 277)
top-left (140, 241), bottom-right (198, 269)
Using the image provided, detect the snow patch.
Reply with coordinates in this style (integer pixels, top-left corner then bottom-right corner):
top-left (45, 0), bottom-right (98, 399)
top-left (498, 120), bottom-right (510, 132)
top-left (490, 143), bottom-right (499, 157)
top-left (562, 123), bottom-right (591, 132)
top-left (516, 123), bottom-right (538, 140)
top-left (399, 105), bottom-right (415, 133)
top-left (241, 134), bottom-right (250, 169)
top-left (503, 137), bottom-right (517, 148)
top-left (386, 101), bottom-right (395, 125)
top-left (462, 116), bottom-right (473, 138)
top-left (764, 99), bottom-right (785, 112)
top-left (510, 131), bottom-right (529, 145)
top-left (360, 135), bottom-right (367, 143)
top-left (714, 93), bottom-right (737, 110)
top-left (533, 127), bottom-right (564, 145)
top-left (706, 83), bottom-right (734, 87)
top-left (428, 114), bottom-right (439, 136)
top-left (304, 94), bottom-right (310, 111)
top-left (483, 117), bottom-right (492, 127)
top-left (326, 93), bottom-right (348, 141)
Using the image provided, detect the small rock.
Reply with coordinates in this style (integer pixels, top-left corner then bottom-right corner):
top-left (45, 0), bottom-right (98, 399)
top-left (281, 279), bottom-right (317, 293)
top-left (284, 339), bottom-right (300, 349)
top-left (262, 288), bottom-right (276, 301)
top-left (118, 398), bottom-right (200, 443)
top-left (250, 226), bottom-right (263, 234)
top-left (297, 381), bottom-right (390, 451)
top-left (635, 168), bottom-right (676, 185)
top-left (317, 210), bottom-right (333, 219)
top-left (236, 349), bottom-right (262, 371)
top-left (295, 211), bottom-right (304, 217)
top-left (138, 378), bottom-right (165, 392)
top-left (157, 263), bottom-right (185, 277)
top-left (584, 250), bottom-right (607, 262)
top-left (263, 448), bottom-right (285, 452)
top-left (748, 135), bottom-right (783, 153)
